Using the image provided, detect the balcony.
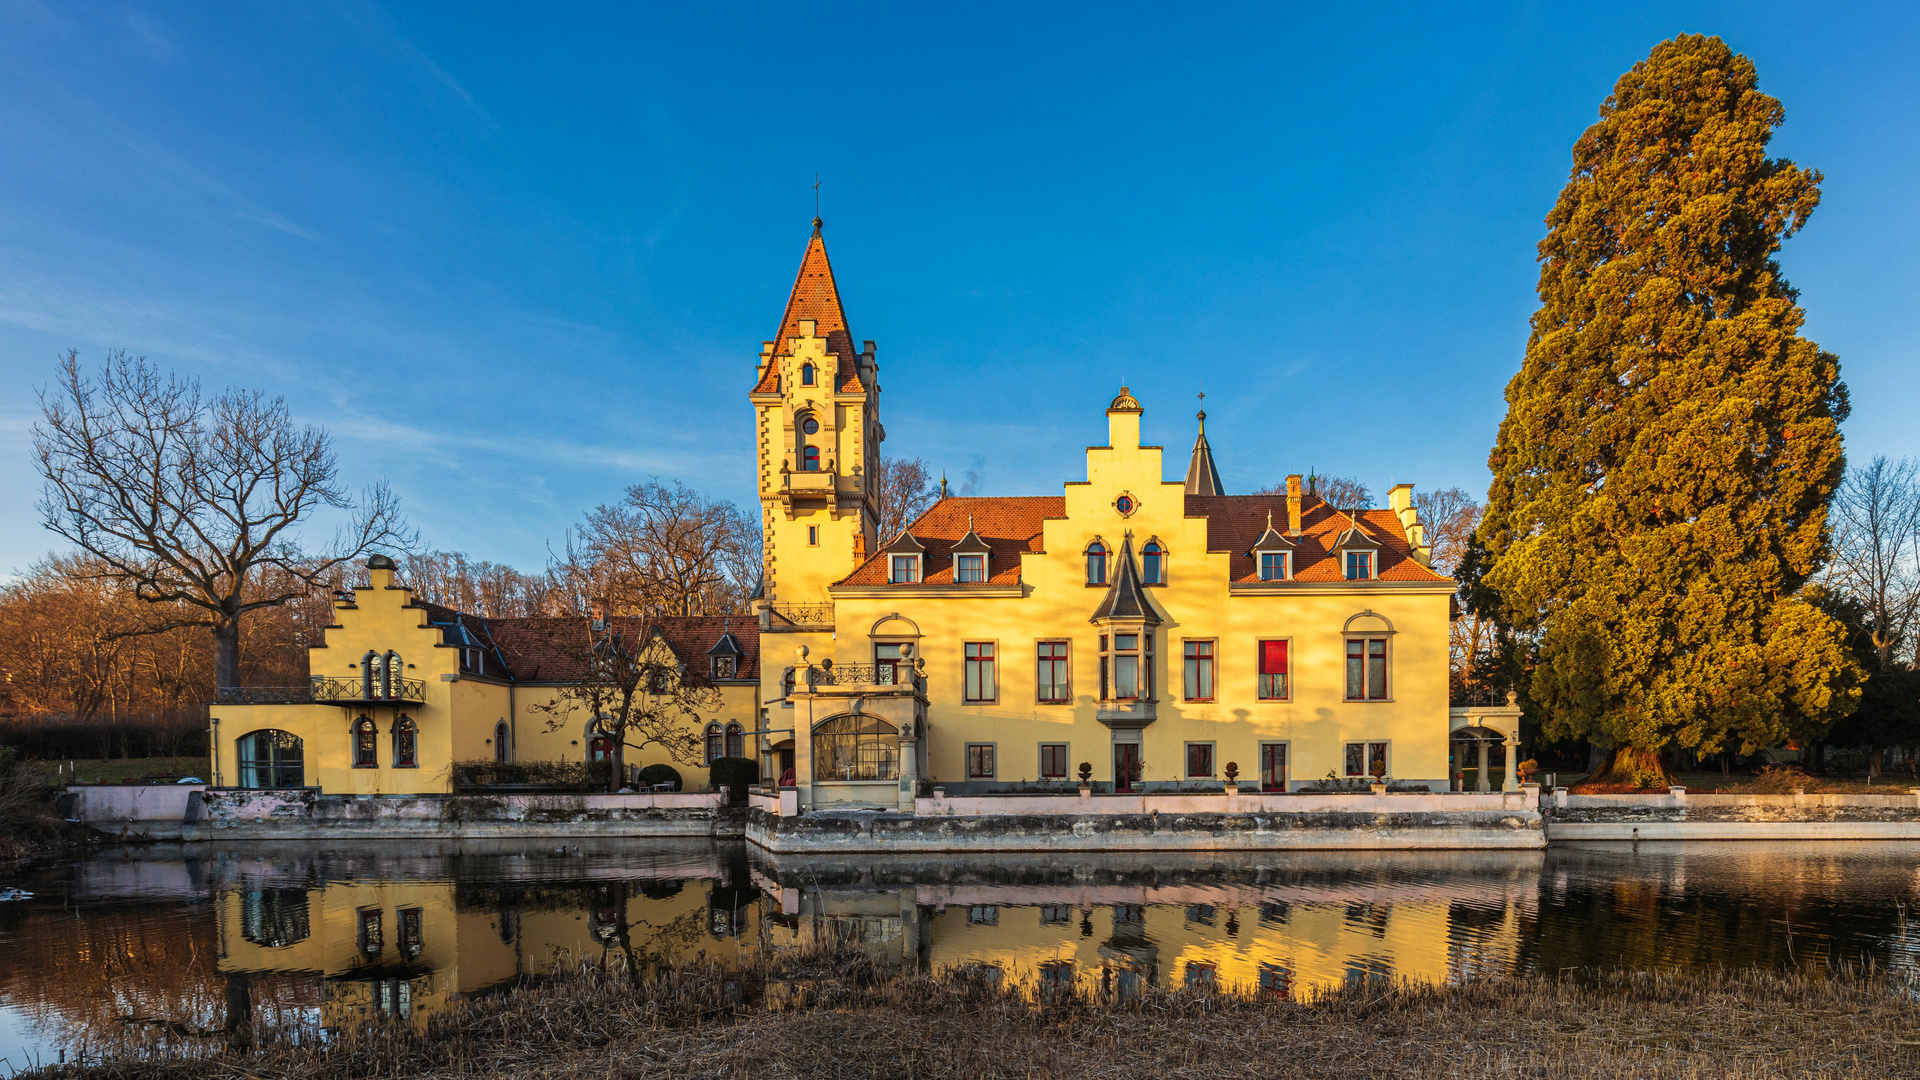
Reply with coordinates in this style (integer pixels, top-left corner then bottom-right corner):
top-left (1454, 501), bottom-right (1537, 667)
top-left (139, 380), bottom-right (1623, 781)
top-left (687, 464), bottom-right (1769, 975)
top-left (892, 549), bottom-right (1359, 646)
top-left (768, 602), bottom-right (834, 630)
top-left (806, 663), bottom-right (917, 688)
top-left (214, 676), bottom-right (427, 706)
top-left (783, 471), bottom-right (837, 493)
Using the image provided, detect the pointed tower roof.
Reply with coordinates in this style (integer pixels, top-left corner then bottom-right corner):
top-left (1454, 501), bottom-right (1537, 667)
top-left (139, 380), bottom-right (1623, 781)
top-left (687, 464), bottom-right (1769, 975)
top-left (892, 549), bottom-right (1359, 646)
top-left (1090, 534), bottom-right (1162, 625)
top-left (1184, 410), bottom-right (1224, 497)
top-left (753, 218), bottom-right (861, 394)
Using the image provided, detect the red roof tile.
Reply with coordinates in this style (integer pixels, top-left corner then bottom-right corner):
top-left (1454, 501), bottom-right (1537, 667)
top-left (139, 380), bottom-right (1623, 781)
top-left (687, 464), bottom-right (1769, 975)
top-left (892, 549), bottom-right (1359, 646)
top-left (1184, 495), bottom-right (1448, 583)
top-left (753, 222), bottom-right (864, 395)
top-left (431, 612), bottom-right (759, 683)
top-left (837, 496), bottom-right (1064, 586)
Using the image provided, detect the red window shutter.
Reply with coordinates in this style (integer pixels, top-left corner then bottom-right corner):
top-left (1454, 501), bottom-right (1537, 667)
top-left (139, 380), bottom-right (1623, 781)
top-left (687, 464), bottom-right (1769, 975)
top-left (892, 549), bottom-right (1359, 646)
top-left (1260, 640), bottom-right (1288, 675)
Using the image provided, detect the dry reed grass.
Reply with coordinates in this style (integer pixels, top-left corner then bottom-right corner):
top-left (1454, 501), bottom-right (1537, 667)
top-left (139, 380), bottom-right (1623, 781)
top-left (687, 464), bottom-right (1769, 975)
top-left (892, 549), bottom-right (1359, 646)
top-left (25, 943), bottom-right (1920, 1080)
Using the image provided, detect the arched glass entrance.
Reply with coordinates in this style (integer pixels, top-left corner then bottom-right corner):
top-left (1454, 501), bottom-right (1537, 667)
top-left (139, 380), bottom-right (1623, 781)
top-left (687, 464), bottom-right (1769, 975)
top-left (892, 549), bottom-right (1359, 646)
top-left (812, 715), bottom-right (898, 781)
top-left (237, 729), bottom-right (304, 788)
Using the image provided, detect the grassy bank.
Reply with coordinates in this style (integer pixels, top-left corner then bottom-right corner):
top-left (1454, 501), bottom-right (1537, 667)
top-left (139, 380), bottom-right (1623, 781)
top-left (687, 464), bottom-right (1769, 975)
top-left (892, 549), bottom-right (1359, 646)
top-left (30, 756), bottom-right (207, 785)
top-left (29, 945), bottom-right (1920, 1080)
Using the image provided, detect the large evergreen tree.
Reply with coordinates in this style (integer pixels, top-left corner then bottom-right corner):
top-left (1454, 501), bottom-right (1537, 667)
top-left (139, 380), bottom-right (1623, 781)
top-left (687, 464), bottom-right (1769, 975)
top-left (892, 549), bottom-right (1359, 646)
top-left (1479, 35), bottom-right (1861, 785)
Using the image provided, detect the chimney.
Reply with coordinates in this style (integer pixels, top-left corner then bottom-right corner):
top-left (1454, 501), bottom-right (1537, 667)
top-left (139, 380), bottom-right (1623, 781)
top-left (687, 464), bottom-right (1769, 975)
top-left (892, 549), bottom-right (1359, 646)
top-left (1285, 475), bottom-right (1303, 537)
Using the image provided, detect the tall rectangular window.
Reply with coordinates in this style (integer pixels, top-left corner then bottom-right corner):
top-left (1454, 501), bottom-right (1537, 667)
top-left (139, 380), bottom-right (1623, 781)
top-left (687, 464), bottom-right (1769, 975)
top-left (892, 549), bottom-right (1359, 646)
top-left (1183, 640), bottom-right (1214, 701)
top-left (1036, 641), bottom-right (1070, 704)
top-left (966, 743), bottom-right (996, 779)
top-left (1345, 741), bottom-right (1390, 777)
top-left (964, 642), bottom-right (997, 703)
top-left (1185, 742), bottom-right (1215, 778)
top-left (956, 554), bottom-right (986, 583)
top-left (1258, 640), bottom-right (1290, 700)
top-left (1259, 551), bottom-right (1288, 581)
top-left (1346, 638), bottom-right (1388, 700)
top-left (808, 525), bottom-right (819, 546)
top-left (1110, 634), bottom-right (1144, 700)
top-left (1260, 743), bottom-right (1288, 791)
top-left (1039, 742), bottom-right (1069, 779)
top-left (890, 555), bottom-right (920, 583)
top-left (1344, 551), bottom-right (1374, 580)
top-left (875, 642), bottom-right (907, 685)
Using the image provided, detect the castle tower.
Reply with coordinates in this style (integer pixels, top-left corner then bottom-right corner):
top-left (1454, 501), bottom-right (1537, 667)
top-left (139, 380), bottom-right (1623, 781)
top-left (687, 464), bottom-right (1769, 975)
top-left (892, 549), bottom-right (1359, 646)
top-left (748, 218), bottom-right (882, 607)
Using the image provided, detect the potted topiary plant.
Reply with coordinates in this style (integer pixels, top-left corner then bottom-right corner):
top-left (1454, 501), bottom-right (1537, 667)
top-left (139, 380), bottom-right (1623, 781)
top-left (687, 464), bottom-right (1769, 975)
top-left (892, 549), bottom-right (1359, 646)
top-left (1223, 761), bottom-right (1240, 797)
top-left (1078, 761), bottom-right (1093, 797)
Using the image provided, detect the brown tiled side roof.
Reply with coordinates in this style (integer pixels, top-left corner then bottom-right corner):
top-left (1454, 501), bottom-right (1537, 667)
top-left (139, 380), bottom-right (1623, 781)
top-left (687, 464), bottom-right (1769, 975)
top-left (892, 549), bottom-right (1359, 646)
top-left (752, 224), bottom-right (863, 395)
top-left (425, 613), bottom-right (760, 683)
top-left (837, 496), bottom-right (1065, 586)
top-left (1185, 495), bottom-right (1448, 583)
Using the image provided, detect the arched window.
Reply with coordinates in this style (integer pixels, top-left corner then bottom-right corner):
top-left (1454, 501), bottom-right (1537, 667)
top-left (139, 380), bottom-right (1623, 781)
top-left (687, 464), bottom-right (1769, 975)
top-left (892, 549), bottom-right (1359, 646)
top-left (1085, 542), bottom-right (1108, 586)
top-left (383, 651), bottom-right (403, 698)
top-left (241, 889), bottom-right (310, 948)
top-left (801, 363), bottom-right (816, 386)
top-left (1142, 541), bottom-right (1165, 585)
top-left (725, 722), bottom-right (745, 760)
top-left (352, 717), bottom-right (378, 768)
top-left (588, 733), bottom-right (613, 761)
top-left (494, 721), bottom-right (510, 763)
top-left (802, 445), bottom-right (821, 472)
top-left (812, 714), bottom-right (898, 781)
top-left (392, 716), bottom-right (418, 768)
top-left (799, 414), bottom-right (821, 471)
top-left (363, 651), bottom-right (380, 699)
top-left (782, 667), bottom-right (797, 700)
top-left (237, 729), bottom-right (304, 788)
top-left (705, 723), bottom-right (724, 765)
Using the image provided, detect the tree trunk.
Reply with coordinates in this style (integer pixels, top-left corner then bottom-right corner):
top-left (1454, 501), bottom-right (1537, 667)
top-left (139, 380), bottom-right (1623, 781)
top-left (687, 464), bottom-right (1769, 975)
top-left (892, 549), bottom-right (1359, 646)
top-left (610, 728), bottom-right (626, 794)
top-left (1569, 746), bottom-right (1676, 793)
top-left (1868, 746), bottom-right (1884, 781)
top-left (213, 617), bottom-right (242, 691)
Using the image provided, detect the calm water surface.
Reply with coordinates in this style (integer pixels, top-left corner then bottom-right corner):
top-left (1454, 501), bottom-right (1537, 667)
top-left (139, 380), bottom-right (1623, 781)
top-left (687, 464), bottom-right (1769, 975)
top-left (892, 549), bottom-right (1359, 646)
top-left (2, 840), bottom-right (1917, 1074)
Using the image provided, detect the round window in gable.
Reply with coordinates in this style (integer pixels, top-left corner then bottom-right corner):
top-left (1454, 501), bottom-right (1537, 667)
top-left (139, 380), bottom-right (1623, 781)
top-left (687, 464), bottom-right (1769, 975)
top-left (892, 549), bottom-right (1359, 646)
top-left (801, 417), bottom-right (820, 435)
top-left (1113, 492), bottom-right (1138, 517)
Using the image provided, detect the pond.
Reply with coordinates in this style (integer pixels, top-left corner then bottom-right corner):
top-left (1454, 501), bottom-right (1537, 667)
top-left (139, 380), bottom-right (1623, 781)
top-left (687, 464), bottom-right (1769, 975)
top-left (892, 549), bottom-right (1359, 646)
top-left (2, 840), bottom-right (1918, 1074)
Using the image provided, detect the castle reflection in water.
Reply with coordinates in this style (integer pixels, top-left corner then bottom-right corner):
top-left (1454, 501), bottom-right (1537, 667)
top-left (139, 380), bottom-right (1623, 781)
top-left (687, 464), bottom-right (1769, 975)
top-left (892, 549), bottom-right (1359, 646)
top-left (5, 840), bottom-right (1919, 1064)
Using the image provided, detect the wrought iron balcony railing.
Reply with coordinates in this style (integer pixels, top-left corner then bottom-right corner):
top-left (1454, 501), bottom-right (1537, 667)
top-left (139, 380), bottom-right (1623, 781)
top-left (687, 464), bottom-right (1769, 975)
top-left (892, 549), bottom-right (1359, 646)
top-left (770, 602), bottom-right (834, 627)
top-left (1450, 686), bottom-right (1519, 709)
top-left (806, 663), bottom-right (917, 688)
top-left (214, 676), bottom-right (427, 706)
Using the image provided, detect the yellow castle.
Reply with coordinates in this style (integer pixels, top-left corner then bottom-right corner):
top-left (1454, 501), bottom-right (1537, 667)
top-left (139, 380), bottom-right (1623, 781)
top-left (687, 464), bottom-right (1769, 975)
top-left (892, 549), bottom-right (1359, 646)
top-left (207, 220), bottom-right (1505, 803)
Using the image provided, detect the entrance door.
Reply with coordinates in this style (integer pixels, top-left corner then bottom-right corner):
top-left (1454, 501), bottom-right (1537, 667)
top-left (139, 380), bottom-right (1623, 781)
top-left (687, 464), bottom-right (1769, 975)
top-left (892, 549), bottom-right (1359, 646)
top-left (1114, 743), bottom-right (1141, 793)
top-left (1260, 744), bottom-right (1288, 791)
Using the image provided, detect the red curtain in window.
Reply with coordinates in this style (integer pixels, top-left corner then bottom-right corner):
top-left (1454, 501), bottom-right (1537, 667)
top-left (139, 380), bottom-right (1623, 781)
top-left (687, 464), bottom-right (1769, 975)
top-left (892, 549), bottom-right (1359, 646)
top-left (1260, 640), bottom-right (1289, 675)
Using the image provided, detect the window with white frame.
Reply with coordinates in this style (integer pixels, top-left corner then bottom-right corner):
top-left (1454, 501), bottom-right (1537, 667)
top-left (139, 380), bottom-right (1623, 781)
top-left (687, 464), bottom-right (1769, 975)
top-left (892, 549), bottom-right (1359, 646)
top-left (1101, 632), bottom-right (1151, 701)
top-left (1345, 741), bottom-right (1389, 778)
top-left (1346, 638), bottom-right (1389, 700)
top-left (966, 743), bottom-right (996, 779)
top-left (1141, 541), bottom-right (1165, 584)
top-left (964, 642), bottom-right (997, 703)
top-left (1039, 742), bottom-right (1069, 779)
top-left (890, 554), bottom-right (921, 583)
top-left (1185, 742), bottom-right (1215, 778)
top-left (1344, 550), bottom-right (1374, 580)
top-left (1085, 541), bottom-right (1108, 585)
top-left (1258, 640), bottom-right (1290, 700)
top-left (1036, 641), bottom-right (1070, 704)
top-left (955, 553), bottom-right (986, 583)
top-left (1259, 550), bottom-right (1290, 581)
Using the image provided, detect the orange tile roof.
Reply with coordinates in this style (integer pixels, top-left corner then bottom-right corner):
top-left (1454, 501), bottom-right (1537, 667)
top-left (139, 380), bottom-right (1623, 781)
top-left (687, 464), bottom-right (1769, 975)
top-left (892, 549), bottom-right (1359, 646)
top-left (753, 221), bottom-right (863, 395)
top-left (837, 496), bottom-right (1064, 586)
top-left (1184, 495), bottom-right (1448, 583)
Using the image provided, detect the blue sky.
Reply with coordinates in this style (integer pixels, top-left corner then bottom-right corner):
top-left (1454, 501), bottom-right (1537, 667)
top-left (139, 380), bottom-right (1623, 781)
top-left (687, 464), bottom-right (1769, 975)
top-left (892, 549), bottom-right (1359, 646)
top-left (1, 2), bottom-right (1915, 576)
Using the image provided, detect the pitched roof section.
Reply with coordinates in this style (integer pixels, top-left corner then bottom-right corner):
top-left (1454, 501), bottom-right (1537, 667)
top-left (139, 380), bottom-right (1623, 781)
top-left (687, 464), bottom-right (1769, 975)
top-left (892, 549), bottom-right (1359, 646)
top-left (753, 219), bottom-right (862, 395)
top-left (1186, 495), bottom-right (1449, 584)
top-left (445, 614), bottom-right (760, 683)
top-left (1090, 533), bottom-right (1161, 625)
top-left (837, 496), bottom-right (1065, 586)
top-left (1184, 411), bottom-right (1224, 497)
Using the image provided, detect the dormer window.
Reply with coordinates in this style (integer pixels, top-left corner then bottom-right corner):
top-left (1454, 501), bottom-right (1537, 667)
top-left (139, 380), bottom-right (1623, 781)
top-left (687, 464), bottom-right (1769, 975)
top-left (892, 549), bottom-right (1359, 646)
top-left (956, 554), bottom-right (986, 583)
top-left (1260, 551), bottom-right (1290, 581)
top-left (713, 655), bottom-right (736, 679)
top-left (1085, 541), bottom-right (1108, 585)
top-left (1141, 541), bottom-right (1164, 585)
top-left (801, 363), bottom-right (816, 386)
top-left (1344, 551), bottom-right (1374, 580)
top-left (1250, 512), bottom-right (1295, 583)
top-left (891, 554), bottom-right (921, 583)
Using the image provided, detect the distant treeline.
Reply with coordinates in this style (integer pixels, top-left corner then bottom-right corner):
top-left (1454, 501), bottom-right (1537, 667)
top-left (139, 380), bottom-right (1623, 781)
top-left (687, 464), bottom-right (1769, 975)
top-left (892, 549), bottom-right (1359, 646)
top-left (3, 716), bottom-right (209, 760)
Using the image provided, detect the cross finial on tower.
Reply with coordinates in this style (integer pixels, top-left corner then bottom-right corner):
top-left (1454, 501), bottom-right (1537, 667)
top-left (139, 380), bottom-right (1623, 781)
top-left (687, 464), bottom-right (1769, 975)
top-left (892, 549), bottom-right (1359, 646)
top-left (813, 175), bottom-right (822, 231)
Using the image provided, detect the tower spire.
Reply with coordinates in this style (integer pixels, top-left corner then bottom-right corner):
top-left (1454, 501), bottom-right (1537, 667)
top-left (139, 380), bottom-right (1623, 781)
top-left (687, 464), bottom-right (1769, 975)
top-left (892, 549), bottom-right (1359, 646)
top-left (1184, 409), bottom-right (1225, 497)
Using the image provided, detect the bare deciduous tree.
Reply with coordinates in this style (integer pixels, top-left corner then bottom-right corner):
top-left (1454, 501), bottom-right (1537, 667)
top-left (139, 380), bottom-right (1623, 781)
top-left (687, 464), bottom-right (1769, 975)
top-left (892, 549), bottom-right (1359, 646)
top-left (1826, 456), bottom-right (1920, 673)
top-left (33, 352), bottom-right (412, 690)
top-left (402, 550), bottom-right (561, 617)
top-left (1415, 487), bottom-right (1490, 683)
top-left (1254, 473), bottom-right (1372, 509)
top-left (872, 455), bottom-right (937, 541)
top-left (525, 621), bottom-right (716, 793)
top-left (574, 479), bottom-right (757, 618)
